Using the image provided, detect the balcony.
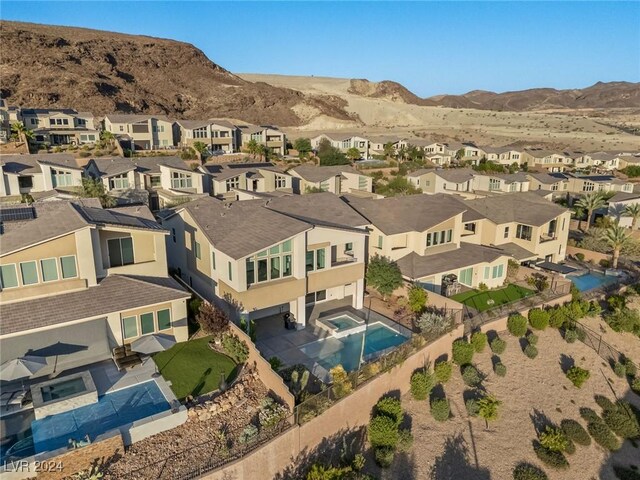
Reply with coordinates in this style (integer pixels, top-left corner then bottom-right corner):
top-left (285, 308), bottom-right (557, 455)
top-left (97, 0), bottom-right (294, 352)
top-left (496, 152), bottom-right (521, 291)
top-left (539, 234), bottom-right (557, 243)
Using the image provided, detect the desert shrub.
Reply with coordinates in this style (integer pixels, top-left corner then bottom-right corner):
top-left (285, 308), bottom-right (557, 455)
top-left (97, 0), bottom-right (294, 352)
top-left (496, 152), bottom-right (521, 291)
top-left (258, 397), bottom-right (288, 429)
top-left (462, 364), bottom-right (483, 387)
top-left (221, 333), bottom-right (249, 363)
top-left (633, 377), bottom-right (640, 395)
top-left (587, 417), bottom-right (621, 451)
top-left (561, 419), bottom-right (591, 446)
top-left (196, 302), bottom-right (230, 336)
top-left (415, 310), bottom-right (450, 336)
top-left (533, 443), bottom-right (569, 470)
top-left (564, 439), bottom-right (576, 454)
top-left (376, 397), bottom-right (403, 426)
top-left (374, 446), bottom-right (395, 468)
top-left (601, 401), bottom-right (640, 439)
top-left (513, 463), bottom-right (549, 480)
top-left (434, 361), bottom-right (452, 384)
top-left (575, 252), bottom-right (585, 262)
top-left (239, 424), bottom-right (258, 444)
top-left (397, 428), bottom-right (414, 452)
top-left (624, 359), bottom-right (637, 377)
top-left (607, 294), bottom-right (627, 311)
top-left (470, 331), bottom-right (488, 353)
top-left (613, 466), bottom-right (640, 480)
top-left (507, 314), bottom-right (528, 337)
top-left (407, 283), bottom-right (428, 314)
top-left (269, 356), bottom-right (283, 370)
top-left (452, 339), bottom-right (475, 365)
top-left (528, 309), bottom-right (550, 330)
top-left (613, 362), bottom-right (627, 378)
top-left (526, 332), bottom-right (539, 345)
top-left (588, 300), bottom-right (602, 316)
top-left (410, 370), bottom-right (435, 400)
top-left (566, 366), bottom-right (590, 388)
top-left (330, 365), bottom-right (353, 398)
top-left (564, 329), bottom-right (578, 343)
top-left (595, 394), bottom-right (616, 411)
top-left (368, 415), bottom-right (399, 449)
top-left (430, 398), bottom-right (450, 422)
top-left (524, 344), bottom-right (538, 359)
top-left (490, 337), bottom-right (507, 354)
top-left (549, 306), bottom-right (568, 328)
top-left (465, 398), bottom-right (479, 417)
top-left (539, 426), bottom-right (568, 452)
top-left (494, 362), bottom-right (507, 377)
top-left (605, 308), bottom-right (640, 334)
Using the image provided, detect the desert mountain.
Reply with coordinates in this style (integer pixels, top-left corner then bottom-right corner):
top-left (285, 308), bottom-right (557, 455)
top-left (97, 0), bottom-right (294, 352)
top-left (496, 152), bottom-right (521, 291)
top-left (0, 21), bottom-right (356, 126)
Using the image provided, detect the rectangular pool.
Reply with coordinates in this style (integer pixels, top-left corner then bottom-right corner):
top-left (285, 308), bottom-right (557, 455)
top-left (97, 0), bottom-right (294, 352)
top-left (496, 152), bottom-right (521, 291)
top-left (568, 272), bottom-right (618, 291)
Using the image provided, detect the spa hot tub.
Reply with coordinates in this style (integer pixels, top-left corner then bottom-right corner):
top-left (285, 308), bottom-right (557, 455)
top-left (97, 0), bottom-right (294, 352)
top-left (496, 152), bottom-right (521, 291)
top-left (31, 371), bottom-right (97, 419)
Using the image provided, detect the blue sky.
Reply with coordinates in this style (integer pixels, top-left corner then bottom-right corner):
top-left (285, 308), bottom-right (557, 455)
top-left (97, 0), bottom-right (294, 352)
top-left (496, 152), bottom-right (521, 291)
top-left (2, 1), bottom-right (639, 97)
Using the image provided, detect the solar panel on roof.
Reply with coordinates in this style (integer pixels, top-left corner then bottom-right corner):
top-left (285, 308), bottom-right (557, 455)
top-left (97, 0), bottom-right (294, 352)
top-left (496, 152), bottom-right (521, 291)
top-left (0, 206), bottom-right (36, 222)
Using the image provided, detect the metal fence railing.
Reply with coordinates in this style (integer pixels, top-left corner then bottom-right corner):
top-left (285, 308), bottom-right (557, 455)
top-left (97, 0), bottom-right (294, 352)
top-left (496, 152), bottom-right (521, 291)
top-left (571, 319), bottom-right (638, 372)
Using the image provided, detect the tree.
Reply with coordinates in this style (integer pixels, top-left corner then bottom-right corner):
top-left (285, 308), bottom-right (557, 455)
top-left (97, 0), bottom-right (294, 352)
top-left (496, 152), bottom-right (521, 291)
top-left (11, 122), bottom-right (33, 144)
top-left (366, 255), bottom-right (403, 300)
top-left (293, 138), bottom-right (312, 157)
top-left (455, 148), bottom-right (465, 161)
top-left (622, 203), bottom-right (640, 231)
top-left (383, 143), bottom-right (395, 159)
top-left (601, 222), bottom-right (632, 269)
top-left (316, 139), bottom-right (348, 166)
top-left (376, 176), bottom-right (421, 197)
top-left (477, 395), bottom-right (501, 429)
top-left (576, 192), bottom-right (606, 230)
top-left (245, 139), bottom-right (262, 158)
top-left (346, 147), bottom-right (362, 162)
top-left (79, 177), bottom-right (116, 207)
top-left (192, 141), bottom-right (208, 155)
top-left (196, 302), bottom-right (230, 337)
top-left (407, 283), bottom-right (427, 314)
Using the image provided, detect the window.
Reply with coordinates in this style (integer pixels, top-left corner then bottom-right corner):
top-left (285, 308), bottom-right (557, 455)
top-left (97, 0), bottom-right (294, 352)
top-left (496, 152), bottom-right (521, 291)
top-left (492, 264), bottom-right (504, 279)
top-left (358, 176), bottom-right (368, 190)
top-left (211, 251), bottom-right (216, 269)
top-left (251, 132), bottom-right (263, 141)
top-left (20, 261), bottom-right (38, 285)
top-left (40, 258), bottom-right (59, 282)
top-left (306, 248), bottom-right (326, 272)
top-left (426, 229), bottom-right (453, 247)
top-left (582, 181), bottom-right (595, 192)
top-left (345, 242), bottom-right (353, 253)
top-left (171, 172), bottom-right (192, 189)
top-left (52, 169), bottom-right (73, 187)
top-left (483, 266), bottom-right (490, 280)
top-left (172, 228), bottom-right (176, 243)
top-left (504, 227), bottom-right (509, 239)
top-left (275, 175), bottom-right (287, 189)
top-left (228, 261), bottom-right (233, 281)
top-left (509, 183), bottom-right (518, 192)
top-left (0, 264), bottom-right (18, 288)
top-left (305, 290), bottom-right (327, 304)
top-left (109, 174), bottom-right (129, 190)
top-left (489, 178), bottom-right (501, 191)
top-left (464, 222), bottom-right (476, 233)
top-left (60, 255), bottom-right (78, 278)
top-left (18, 176), bottom-right (33, 189)
top-left (193, 127), bottom-right (208, 139)
top-left (270, 257), bottom-right (281, 279)
top-left (459, 267), bottom-right (473, 286)
top-left (108, 237), bottom-right (134, 267)
top-left (516, 224), bottom-right (532, 241)
top-left (157, 309), bottom-right (171, 330)
top-left (246, 240), bottom-right (292, 285)
top-left (547, 219), bottom-right (557, 237)
top-left (194, 241), bottom-right (201, 260)
top-left (139, 312), bottom-right (155, 335)
top-left (226, 176), bottom-right (240, 190)
top-left (122, 316), bottom-right (138, 339)
top-left (246, 259), bottom-right (255, 286)
top-left (150, 175), bottom-right (161, 188)
top-left (377, 236), bottom-right (383, 249)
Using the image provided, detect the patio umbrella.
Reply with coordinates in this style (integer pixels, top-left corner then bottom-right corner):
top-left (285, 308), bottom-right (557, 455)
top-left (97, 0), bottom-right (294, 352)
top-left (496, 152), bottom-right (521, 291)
top-left (0, 356), bottom-right (47, 382)
top-left (130, 334), bottom-right (177, 355)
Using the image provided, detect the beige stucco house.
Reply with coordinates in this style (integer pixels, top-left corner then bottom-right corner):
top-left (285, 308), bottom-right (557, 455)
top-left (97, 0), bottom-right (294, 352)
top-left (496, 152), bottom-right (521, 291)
top-left (174, 119), bottom-right (239, 153)
top-left (15, 108), bottom-right (99, 146)
top-left (607, 192), bottom-right (640, 229)
top-left (312, 134), bottom-right (371, 159)
top-left (238, 124), bottom-right (286, 156)
top-left (483, 147), bottom-right (524, 166)
top-left (289, 165), bottom-right (373, 195)
top-left (200, 162), bottom-right (292, 199)
top-left (103, 114), bottom-right (175, 151)
top-left (562, 173), bottom-right (634, 195)
top-left (522, 149), bottom-right (573, 172)
top-left (407, 168), bottom-right (475, 195)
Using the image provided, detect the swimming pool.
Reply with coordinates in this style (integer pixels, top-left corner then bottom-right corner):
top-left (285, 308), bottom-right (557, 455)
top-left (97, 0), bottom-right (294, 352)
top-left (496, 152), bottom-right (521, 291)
top-left (300, 323), bottom-right (409, 372)
top-left (568, 271), bottom-right (619, 291)
top-left (325, 315), bottom-right (362, 332)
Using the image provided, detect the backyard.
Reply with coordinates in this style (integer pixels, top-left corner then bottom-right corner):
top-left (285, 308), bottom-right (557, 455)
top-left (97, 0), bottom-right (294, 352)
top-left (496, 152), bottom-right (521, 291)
top-left (451, 284), bottom-right (535, 312)
top-left (153, 336), bottom-right (238, 400)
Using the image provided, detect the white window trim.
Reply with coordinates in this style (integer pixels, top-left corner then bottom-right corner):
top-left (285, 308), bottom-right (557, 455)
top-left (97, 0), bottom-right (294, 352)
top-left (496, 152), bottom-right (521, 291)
top-left (40, 257), bottom-right (60, 283)
top-left (0, 263), bottom-right (19, 289)
top-left (60, 255), bottom-right (78, 279)
top-left (19, 260), bottom-right (40, 286)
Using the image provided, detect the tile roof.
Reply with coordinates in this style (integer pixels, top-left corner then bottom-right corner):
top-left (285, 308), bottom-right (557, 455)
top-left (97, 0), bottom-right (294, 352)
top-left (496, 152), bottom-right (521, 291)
top-left (0, 275), bottom-right (189, 336)
top-left (432, 168), bottom-right (476, 183)
top-left (290, 165), bottom-right (361, 183)
top-left (87, 157), bottom-right (137, 177)
top-left (342, 194), bottom-right (466, 235)
top-left (497, 242), bottom-right (537, 261)
top-left (105, 114), bottom-right (171, 123)
top-left (202, 162), bottom-right (283, 181)
top-left (0, 154), bottom-right (81, 174)
top-left (396, 243), bottom-right (510, 279)
top-left (609, 192), bottom-right (640, 203)
top-left (463, 192), bottom-right (568, 226)
top-left (527, 172), bottom-right (567, 185)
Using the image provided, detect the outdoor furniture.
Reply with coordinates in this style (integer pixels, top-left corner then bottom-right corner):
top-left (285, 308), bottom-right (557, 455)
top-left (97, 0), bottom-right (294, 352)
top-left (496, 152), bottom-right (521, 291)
top-left (112, 344), bottom-right (142, 371)
top-left (0, 391), bottom-right (15, 407)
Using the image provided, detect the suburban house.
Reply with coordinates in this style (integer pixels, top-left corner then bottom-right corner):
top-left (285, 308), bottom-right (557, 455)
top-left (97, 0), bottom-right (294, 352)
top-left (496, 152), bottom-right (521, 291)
top-left (562, 173), bottom-right (634, 195)
top-left (342, 194), bottom-right (512, 294)
top-left (424, 153), bottom-right (453, 166)
top-left (483, 147), bottom-right (524, 166)
top-left (617, 154), bottom-right (640, 170)
top-left (574, 151), bottom-right (631, 171)
top-left (526, 172), bottom-right (569, 196)
top-left (443, 142), bottom-right (486, 163)
top-left (238, 124), bottom-right (286, 156)
top-left (421, 141), bottom-right (449, 155)
top-left (85, 156), bottom-right (205, 210)
top-left (0, 153), bottom-right (83, 199)
top-left (103, 114), bottom-right (175, 151)
top-left (174, 119), bottom-right (239, 153)
top-left (199, 162), bottom-right (293, 199)
top-left (521, 149), bottom-right (572, 172)
top-left (606, 192), bottom-right (640, 229)
top-left (162, 193), bottom-right (368, 328)
top-left (0, 199), bottom-right (190, 381)
top-left (472, 173), bottom-right (530, 193)
top-left (14, 109), bottom-right (99, 146)
top-left (312, 134), bottom-right (371, 159)
top-left (289, 165), bottom-right (373, 195)
top-left (407, 168), bottom-right (475, 195)
top-left (460, 193), bottom-right (572, 264)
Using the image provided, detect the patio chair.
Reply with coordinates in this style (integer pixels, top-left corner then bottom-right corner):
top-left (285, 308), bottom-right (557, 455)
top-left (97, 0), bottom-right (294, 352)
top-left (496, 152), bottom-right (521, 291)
top-left (112, 344), bottom-right (142, 371)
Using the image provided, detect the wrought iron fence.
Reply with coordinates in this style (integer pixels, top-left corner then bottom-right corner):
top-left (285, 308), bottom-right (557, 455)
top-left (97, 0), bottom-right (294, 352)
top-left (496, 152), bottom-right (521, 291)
top-left (571, 319), bottom-right (638, 371)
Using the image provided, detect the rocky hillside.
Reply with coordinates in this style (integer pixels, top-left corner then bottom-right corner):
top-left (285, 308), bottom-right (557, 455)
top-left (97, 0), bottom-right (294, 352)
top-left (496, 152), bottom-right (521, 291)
top-left (0, 21), bottom-right (355, 126)
top-left (347, 79), bottom-right (437, 106)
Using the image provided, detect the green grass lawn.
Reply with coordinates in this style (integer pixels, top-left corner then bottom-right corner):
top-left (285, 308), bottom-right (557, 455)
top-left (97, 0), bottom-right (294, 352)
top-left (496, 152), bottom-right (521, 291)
top-left (153, 336), bottom-right (238, 400)
top-left (451, 284), bottom-right (536, 312)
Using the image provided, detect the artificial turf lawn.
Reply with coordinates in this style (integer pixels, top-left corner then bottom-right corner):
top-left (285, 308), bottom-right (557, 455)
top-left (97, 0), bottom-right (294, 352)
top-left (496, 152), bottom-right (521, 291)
top-left (450, 284), bottom-right (536, 312)
top-left (153, 336), bottom-right (238, 399)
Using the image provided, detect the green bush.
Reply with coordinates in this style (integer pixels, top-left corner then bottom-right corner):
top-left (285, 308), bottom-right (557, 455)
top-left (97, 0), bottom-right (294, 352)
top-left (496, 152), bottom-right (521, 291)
top-left (397, 428), bottom-right (414, 452)
top-left (539, 426), bottom-right (568, 452)
top-left (524, 344), bottom-right (538, 359)
top-left (528, 309), bottom-right (550, 330)
top-left (222, 334), bottom-right (249, 363)
top-left (526, 332), bottom-right (539, 345)
top-left (430, 398), bottom-right (450, 422)
top-left (368, 415), bottom-right (399, 449)
top-left (410, 370), bottom-right (435, 400)
top-left (624, 359), bottom-right (637, 377)
top-left (595, 394), bottom-right (616, 411)
top-left (564, 439), bottom-right (576, 454)
top-left (513, 463), bottom-right (549, 480)
top-left (564, 329), bottom-right (578, 343)
top-left (507, 314), bottom-right (528, 337)
top-left (470, 331), bottom-right (488, 353)
top-left (613, 362), bottom-right (627, 378)
top-left (605, 308), bottom-right (640, 333)
top-left (452, 339), bottom-right (475, 365)
top-left (575, 252), bottom-right (585, 262)
top-left (490, 337), bottom-right (507, 354)
top-left (633, 377), bottom-right (640, 395)
top-left (549, 307), bottom-right (567, 328)
top-left (376, 397), bottom-right (403, 427)
top-left (601, 401), bottom-right (640, 439)
top-left (374, 446), bottom-right (395, 468)
top-left (462, 364), bottom-right (483, 387)
top-left (494, 362), bottom-right (507, 377)
top-left (465, 398), bottom-right (479, 417)
top-left (560, 419), bottom-right (591, 446)
top-left (434, 361), bottom-right (452, 384)
top-left (566, 366), bottom-right (590, 388)
top-left (533, 443), bottom-right (569, 470)
top-left (587, 417), bottom-right (621, 451)
top-left (268, 356), bottom-right (283, 370)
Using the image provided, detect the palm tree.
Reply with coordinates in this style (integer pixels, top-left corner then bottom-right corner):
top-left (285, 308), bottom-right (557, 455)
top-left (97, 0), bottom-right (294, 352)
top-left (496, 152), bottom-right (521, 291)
top-left (11, 122), bottom-right (33, 145)
top-left (245, 139), bottom-right (261, 159)
top-left (383, 142), bottom-right (395, 159)
top-left (601, 222), bottom-right (631, 269)
top-left (623, 203), bottom-right (640, 231)
top-left (576, 192), bottom-right (606, 230)
top-left (478, 395), bottom-right (501, 429)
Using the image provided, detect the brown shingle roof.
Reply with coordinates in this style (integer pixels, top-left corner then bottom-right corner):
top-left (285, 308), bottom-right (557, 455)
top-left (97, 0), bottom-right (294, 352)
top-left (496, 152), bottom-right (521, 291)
top-left (463, 192), bottom-right (568, 226)
top-left (290, 165), bottom-right (361, 183)
top-left (432, 168), bottom-right (476, 183)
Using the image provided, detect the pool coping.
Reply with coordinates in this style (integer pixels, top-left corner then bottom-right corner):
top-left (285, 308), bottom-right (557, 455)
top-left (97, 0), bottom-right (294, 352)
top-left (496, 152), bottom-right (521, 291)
top-left (316, 312), bottom-right (366, 338)
top-left (31, 371), bottom-right (97, 420)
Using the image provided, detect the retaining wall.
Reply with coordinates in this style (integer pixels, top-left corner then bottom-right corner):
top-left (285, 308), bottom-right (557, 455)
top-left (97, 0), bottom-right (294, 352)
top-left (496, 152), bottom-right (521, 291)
top-left (566, 246), bottom-right (610, 264)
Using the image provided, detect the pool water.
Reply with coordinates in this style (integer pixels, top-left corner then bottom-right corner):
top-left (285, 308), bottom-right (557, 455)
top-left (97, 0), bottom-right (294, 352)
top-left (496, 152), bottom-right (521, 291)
top-left (326, 315), bottom-right (361, 332)
top-left (41, 377), bottom-right (86, 402)
top-left (569, 272), bottom-right (618, 291)
top-left (300, 323), bottom-right (409, 372)
top-left (31, 380), bottom-right (169, 454)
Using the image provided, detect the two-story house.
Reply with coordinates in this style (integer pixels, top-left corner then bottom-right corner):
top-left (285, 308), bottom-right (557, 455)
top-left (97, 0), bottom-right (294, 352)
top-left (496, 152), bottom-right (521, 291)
top-left (0, 200), bottom-right (190, 381)
top-left (289, 165), bottom-right (373, 195)
top-left (483, 147), bottom-right (524, 166)
top-left (607, 192), bottom-right (640, 229)
top-left (103, 114), bottom-right (175, 151)
top-left (472, 173), bottom-right (530, 193)
top-left (526, 172), bottom-right (569, 197)
top-left (407, 168), bottom-right (475, 195)
top-left (0, 154), bottom-right (83, 199)
top-left (200, 162), bottom-right (293, 199)
top-left (174, 120), bottom-right (239, 154)
top-left (238, 124), bottom-right (286, 156)
top-left (312, 134), bottom-right (371, 159)
top-left (342, 194), bottom-right (512, 294)
top-left (522, 149), bottom-right (572, 172)
top-left (162, 193), bottom-right (368, 328)
top-left (563, 173), bottom-right (634, 195)
top-left (18, 109), bottom-right (98, 146)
